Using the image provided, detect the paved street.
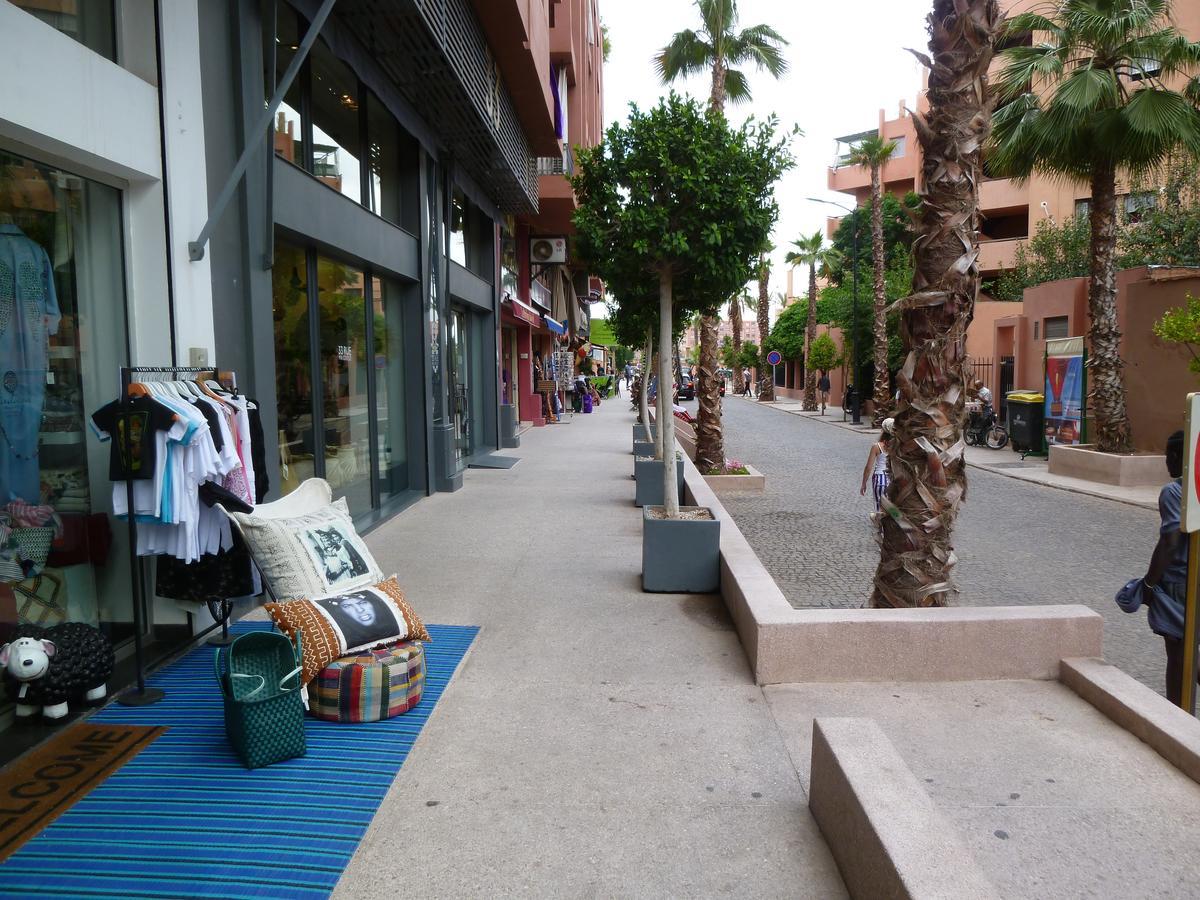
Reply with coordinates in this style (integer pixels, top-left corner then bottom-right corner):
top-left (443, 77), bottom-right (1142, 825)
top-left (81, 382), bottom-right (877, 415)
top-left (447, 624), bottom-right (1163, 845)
top-left (699, 397), bottom-right (1166, 693)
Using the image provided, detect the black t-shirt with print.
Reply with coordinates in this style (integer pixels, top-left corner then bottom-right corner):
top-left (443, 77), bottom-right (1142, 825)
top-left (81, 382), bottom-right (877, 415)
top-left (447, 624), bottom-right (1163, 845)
top-left (91, 397), bottom-right (177, 480)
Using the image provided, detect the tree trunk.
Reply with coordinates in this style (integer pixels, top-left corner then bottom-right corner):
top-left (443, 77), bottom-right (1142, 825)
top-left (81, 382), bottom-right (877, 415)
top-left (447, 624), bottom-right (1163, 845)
top-left (758, 264), bottom-right (774, 401)
top-left (660, 270), bottom-right (679, 517)
top-left (730, 296), bottom-right (743, 356)
top-left (803, 266), bottom-right (819, 411)
top-left (640, 328), bottom-right (652, 428)
top-left (1087, 165), bottom-right (1132, 453)
top-left (870, 163), bottom-right (891, 424)
top-left (871, 0), bottom-right (1000, 609)
top-left (695, 315), bottom-right (724, 471)
top-left (709, 58), bottom-right (726, 115)
top-left (653, 349), bottom-right (664, 460)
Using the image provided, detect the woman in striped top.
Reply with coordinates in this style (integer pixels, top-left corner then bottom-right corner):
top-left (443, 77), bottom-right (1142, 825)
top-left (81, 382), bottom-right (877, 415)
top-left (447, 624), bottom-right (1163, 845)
top-left (860, 418), bottom-right (895, 513)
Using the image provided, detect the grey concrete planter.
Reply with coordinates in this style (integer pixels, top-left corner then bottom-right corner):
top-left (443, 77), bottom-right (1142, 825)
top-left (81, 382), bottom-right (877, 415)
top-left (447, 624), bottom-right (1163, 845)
top-left (642, 506), bottom-right (721, 593)
top-left (632, 423), bottom-right (656, 450)
top-left (633, 439), bottom-right (656, 459)
top-left (500, 404), bottom-right (520, 449)
top-left (635, 456), bottom-right (684, 508)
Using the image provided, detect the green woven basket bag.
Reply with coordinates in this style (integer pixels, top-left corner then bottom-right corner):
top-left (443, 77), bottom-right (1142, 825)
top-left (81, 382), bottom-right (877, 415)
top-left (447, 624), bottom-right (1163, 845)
top-left (214, 630), bottom-right (306, 770)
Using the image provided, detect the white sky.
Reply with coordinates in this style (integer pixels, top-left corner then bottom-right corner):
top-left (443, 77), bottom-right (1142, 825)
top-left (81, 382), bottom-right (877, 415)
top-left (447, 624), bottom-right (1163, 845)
top-left (599, 0), bottom-right (932, 316)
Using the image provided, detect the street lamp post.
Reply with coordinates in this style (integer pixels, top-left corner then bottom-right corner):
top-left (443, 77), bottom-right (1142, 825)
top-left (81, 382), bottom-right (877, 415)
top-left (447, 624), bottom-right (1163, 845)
top-left (806, 197), bottom-right (862, 425)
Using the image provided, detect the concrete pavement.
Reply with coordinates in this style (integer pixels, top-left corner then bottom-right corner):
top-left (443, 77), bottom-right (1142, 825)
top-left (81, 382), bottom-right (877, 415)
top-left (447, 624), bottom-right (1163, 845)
top-left (336, 399), bottom-right (847, 898)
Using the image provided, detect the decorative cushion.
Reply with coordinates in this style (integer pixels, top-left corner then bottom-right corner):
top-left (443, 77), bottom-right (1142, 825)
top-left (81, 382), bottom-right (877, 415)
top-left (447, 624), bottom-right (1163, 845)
top-left (264, 577), bottom-right (431, 685)
top-left (308, 641), bottom-right (425, 723)
top-left (230, 497), bottom-right (383, 600)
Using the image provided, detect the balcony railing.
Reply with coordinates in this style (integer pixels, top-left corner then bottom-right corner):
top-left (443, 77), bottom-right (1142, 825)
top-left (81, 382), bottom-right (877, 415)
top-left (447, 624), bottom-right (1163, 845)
top-left (536, 145), bottom-right (575, 177)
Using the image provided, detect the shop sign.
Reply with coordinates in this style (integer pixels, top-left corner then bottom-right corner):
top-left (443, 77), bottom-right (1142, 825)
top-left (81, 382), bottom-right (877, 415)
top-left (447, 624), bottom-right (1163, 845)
top-left (1044, 337), bottom-right (1085, 447)
top-left (537, 380), bottom-right (558, 394)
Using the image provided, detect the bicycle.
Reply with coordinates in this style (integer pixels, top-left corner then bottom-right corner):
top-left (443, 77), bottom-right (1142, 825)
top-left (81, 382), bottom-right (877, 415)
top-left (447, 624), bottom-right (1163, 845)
top-left (965, 401), bottom-right (1008, 449)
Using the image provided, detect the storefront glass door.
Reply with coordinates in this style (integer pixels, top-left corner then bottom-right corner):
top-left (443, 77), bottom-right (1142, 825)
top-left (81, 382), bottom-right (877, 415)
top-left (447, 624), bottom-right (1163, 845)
top-left (446, 307), bottom-right (471, 466)
top-left (0, 149), bottom-right (133, 736)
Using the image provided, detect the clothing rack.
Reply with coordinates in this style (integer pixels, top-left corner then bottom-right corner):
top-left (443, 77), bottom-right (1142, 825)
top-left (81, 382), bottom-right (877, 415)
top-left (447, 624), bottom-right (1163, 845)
top-left (115, 365), bottom-right (240, 706)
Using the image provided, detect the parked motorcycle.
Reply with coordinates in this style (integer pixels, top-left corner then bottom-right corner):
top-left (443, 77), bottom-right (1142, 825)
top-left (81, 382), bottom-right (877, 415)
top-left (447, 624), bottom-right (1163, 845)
top-left (965, 400), bottom-right (1009, 449)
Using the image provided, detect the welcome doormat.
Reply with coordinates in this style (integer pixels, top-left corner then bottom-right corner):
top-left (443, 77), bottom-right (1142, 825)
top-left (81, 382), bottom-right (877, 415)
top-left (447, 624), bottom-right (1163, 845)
top-left (0, 621), bottom-right (478, 899)
top-left (0, 723), bottom-right (165, 862)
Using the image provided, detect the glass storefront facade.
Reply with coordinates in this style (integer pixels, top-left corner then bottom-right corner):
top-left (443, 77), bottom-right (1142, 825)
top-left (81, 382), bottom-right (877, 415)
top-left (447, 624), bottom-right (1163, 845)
top-left (9, 0), bottom-right (115, 61)
top-left (273, 240), bottom-right (421, 519)
top-left (0, 148), bottom-right (135, 718)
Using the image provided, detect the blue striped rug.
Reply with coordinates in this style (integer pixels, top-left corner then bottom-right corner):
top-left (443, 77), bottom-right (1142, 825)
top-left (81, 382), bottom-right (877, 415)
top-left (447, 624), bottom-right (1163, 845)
top-left (0, 622), bottom-right (478, 899)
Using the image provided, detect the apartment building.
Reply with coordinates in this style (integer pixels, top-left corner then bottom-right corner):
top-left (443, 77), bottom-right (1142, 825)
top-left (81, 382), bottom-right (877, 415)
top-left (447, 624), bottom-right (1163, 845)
top-left (826, 1), bottom-right (1200, 283)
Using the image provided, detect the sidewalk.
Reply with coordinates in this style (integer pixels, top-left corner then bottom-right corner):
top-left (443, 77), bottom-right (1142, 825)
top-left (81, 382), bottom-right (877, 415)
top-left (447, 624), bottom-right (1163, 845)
top-left (737, 396), bottom-right (1157, 509)
top-left (337, 399), bottom-right (846, 897)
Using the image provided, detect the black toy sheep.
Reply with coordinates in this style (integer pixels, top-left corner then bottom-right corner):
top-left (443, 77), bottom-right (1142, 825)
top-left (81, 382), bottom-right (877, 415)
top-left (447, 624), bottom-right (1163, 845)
top-left (1, 622), bottom-right (114, 722)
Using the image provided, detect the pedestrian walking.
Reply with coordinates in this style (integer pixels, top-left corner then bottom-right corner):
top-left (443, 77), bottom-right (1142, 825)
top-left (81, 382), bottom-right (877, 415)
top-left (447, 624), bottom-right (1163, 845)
top-left (742, 367), bottom-right (752, 397)
top-left (817, 371), bottom-right (831, 415)
top-left (860, 418), bottom-right (895, 514)
top-left (1119, 430), bottom-right (1197, 706)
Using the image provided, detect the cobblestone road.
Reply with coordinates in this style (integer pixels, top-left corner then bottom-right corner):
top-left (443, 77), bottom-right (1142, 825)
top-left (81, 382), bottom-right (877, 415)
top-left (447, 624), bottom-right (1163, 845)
top-left (701, 396), bottom-right (1166, 692)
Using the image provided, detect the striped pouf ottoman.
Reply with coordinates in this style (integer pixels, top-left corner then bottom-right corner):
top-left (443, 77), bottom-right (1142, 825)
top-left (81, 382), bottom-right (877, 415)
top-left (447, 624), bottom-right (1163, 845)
top-left (307, 641), bottom-right (426, 723)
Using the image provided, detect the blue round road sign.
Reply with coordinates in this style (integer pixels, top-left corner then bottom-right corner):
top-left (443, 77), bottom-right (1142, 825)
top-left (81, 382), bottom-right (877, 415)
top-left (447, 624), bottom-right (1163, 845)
top-left (766, 350), bottom-right (782, 366)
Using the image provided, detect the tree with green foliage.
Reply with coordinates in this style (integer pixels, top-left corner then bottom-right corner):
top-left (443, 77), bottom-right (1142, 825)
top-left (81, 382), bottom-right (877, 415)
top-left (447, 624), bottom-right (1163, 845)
top-left (720, 335), bottom-right (739, 371)
top-left (785, 232), bottom-right (842, 410)
top-left (765, 301), bottom-right (806, 361)
top-left (990, 0), bottom-right (1200, 453)
top-left (847, 135), bottom-right (899, 422)
top-left (737, 342), bottom-right (760, 373)
top-left (1154, 293), bottom-right (1200, 376)
top-left (828, 192), bottom-right (920, 279)
top-left (755, 247), bottom-right (775, 401)
top-left (808, 332), bottom-right (841, 375)
top-left (572, 94), bottom-right (793, 515)
top-left (657, 0), bottom-right (791, 465)
top-left (1120, 158), bottom-right (1200, 268)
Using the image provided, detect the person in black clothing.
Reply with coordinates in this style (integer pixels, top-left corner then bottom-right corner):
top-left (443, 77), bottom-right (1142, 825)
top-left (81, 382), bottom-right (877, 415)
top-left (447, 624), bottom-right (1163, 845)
top-left (817, 371), bottom-right (831, 415)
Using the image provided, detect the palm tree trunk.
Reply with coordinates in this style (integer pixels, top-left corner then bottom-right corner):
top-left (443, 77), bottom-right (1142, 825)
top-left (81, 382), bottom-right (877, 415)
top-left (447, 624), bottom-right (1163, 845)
top-left (758, 265), bottom-right (774, 401)
top-left (871, 0), bottom-right (1000, 609)
top-left (659, 270), bottom-right (679, 518)
top-left (803, 267), bottom-right (819, 411)
top-left (870, 164), bottom-right (890, 423)
top-left (1087, 164), bottom-right (1132, 453)
top-left (730, 296), bottom-right (743, 356)
top-left (709, 58), bottom-right (726, 115)
top-left (695, 315), bottom-right (724, 470)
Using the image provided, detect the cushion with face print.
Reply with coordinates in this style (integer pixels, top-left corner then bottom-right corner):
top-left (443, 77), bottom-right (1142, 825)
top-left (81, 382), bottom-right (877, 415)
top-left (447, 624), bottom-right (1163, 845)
top-left (264, 577), bottom-right (430, 685)
top-left (229, 497), bottom-right (382, 600)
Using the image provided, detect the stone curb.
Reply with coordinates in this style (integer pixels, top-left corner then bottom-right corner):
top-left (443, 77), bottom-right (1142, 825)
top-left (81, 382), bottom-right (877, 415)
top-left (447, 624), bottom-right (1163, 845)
top-left (809, 718), bottom-right (999, 900)
top-left (677, 443), bottom-right (1104, 685)
top-left (1061, 656), bottom-right (1200, 786)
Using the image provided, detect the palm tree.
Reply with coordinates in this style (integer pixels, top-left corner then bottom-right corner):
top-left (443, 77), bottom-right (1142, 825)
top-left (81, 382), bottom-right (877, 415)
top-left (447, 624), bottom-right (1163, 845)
top-left (847, 134), bottom-right (898, 424)
top-left (755, 247), bottom-right (775, 401)
top-left (871, 0), bottom-right (1001, 609)
top-left (786, 232), bottom-right (842, 411)
top-left (990, 0), bottom-right (1200, 453)
top-left (657, 0), bottom-right (789, 467)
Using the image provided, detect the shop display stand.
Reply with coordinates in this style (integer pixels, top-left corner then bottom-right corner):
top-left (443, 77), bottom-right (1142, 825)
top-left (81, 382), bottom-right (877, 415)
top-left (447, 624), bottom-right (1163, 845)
top-left (114, 365), bottom-right (241, 704)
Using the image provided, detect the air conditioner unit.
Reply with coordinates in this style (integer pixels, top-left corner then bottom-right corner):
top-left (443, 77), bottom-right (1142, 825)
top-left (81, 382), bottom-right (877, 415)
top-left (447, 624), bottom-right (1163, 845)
top-left (530, 236), bottom-right (567, 264)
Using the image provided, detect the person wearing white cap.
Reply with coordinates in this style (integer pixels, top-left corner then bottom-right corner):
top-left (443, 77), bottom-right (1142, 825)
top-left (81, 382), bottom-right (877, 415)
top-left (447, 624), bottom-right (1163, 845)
top-left (860, 418), bottom-right (896, 514)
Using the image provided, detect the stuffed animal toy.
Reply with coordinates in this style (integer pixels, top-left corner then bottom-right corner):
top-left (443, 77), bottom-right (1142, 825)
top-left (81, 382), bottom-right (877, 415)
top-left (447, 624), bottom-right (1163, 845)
top-left (1, 622), bottom-right (114, 721)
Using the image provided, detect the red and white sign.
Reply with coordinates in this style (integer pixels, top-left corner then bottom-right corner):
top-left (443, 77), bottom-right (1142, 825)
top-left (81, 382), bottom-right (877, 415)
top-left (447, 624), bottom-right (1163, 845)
top-left (1183, 393), bottom-right (1200, 533)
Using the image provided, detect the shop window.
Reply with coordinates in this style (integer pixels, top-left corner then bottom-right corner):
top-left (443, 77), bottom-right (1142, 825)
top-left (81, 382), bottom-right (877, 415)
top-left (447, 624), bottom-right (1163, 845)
top-left (1044, 316), bottom-right (1069, 340)
top-left (10, 0), bottom-right (115, 61)
top-left (266, 4), bottom-right (307, 169)
top-left (309, 38), bottom-right (363, 205)
top-left (500, 227), bottom-right (518, 299)
top-left (272, 243), bottom-right (316, 498)
top-left (315, 254), bottom-right (371, 515)
top-left (0, 150), bottom-right (134, 718)
top-left (373, 276), bottom-right (409, 502)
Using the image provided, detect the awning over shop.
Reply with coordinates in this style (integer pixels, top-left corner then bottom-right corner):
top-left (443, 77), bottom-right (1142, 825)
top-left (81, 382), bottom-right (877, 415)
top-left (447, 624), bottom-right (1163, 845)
top-left (503, 296), bottom-right (542, 328)
top-left (544, 316), bottom-right (567, 335)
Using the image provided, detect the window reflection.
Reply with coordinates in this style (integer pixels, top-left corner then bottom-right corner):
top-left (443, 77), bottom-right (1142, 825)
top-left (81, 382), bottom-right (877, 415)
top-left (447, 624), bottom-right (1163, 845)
top-left (316, 255), bottom-right (370, 515)
top-left (272, 243), bottom-right (315, 496)
top-left (310, 40), bottom-right (362, 204)
top-left (266, 5), bottom-right (305, 167)
top-left (449, 189), bottom-right (468, 267)
top-left (373, 277), bottom-right (409, 501)
top-left (367, 93), bottom-right (402, 225)
top-left (10, 0), bottom-right (115, 61)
